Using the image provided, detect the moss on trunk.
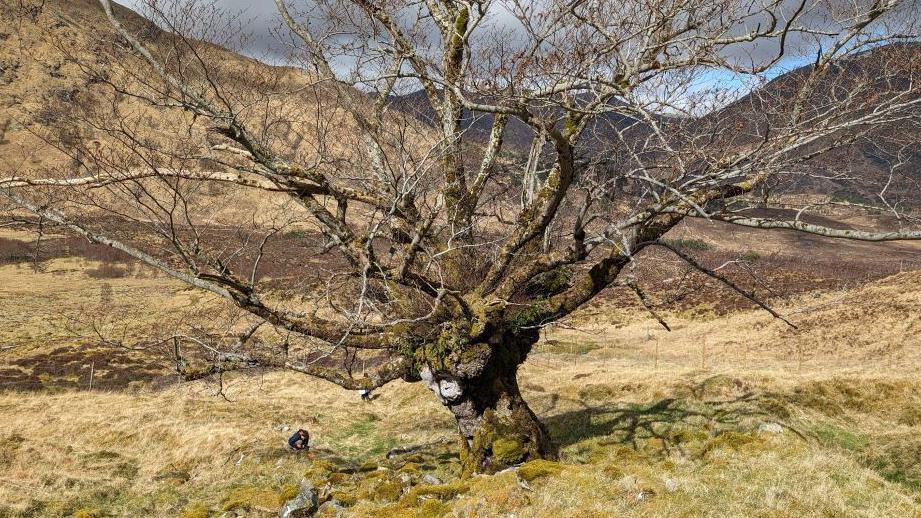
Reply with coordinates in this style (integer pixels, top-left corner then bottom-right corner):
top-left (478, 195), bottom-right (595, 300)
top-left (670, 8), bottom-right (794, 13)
top-left (412, 326), bottom-right (555, 475)
top-left (456, 372), bottom-right (556, 476)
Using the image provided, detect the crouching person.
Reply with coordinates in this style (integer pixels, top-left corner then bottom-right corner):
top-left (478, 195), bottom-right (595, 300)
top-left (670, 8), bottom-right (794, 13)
top-left (288, 429), bottom-right (309, 451)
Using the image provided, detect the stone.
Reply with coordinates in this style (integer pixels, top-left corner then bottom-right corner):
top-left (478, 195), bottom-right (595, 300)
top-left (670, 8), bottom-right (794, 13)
top-left (758, 422), bottom-right (784, 434)
top-left (421, 474), bottom-right (442, 485)
top-left (635, 488), bottom-right (656, 501)
top-left (663, 477), bottom-right (679, 492)
top-left (278, 479), bottom-right (318, 518)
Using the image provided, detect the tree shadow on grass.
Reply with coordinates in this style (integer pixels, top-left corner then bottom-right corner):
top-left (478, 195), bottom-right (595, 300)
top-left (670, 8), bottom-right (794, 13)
top-left (542, 378), bottom-right (785, 456)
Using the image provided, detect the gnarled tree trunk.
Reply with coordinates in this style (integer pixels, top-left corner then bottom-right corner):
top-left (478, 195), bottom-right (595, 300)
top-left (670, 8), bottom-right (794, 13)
top-left (418, 329), bottom-right (557, 475)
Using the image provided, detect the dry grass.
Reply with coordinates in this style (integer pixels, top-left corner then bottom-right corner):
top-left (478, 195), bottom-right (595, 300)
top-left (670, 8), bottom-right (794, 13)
top-left (0, 254), bottom-right (919, 516)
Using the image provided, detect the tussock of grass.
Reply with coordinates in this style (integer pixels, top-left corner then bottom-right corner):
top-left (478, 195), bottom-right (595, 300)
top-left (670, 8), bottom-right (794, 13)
top-left (814, 424), bottom-right (869, 451)
top-left (660, 238), bottom-right (712, 251)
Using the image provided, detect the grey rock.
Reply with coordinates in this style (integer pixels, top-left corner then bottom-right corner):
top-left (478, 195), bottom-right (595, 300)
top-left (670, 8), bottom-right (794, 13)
top-left (421, 474), bottom-right (442, 485)
top-left (758, 422), bottom-right (784, 434)
top-left (663, 477), bottom-right (679, 492)
top-left (635, 489), bottom-right (656, 501)
top-left (386, 444), bottom-right (424, 458)
top-left (279, 479), bottom-right (318, 518)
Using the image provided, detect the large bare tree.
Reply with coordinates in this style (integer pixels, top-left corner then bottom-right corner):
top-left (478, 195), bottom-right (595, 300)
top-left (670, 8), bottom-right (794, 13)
top-left (2, 0), bottom-right (920, 474)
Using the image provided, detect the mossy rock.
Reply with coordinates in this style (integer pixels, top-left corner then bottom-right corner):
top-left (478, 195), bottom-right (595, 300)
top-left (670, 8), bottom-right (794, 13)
top-left (329, 490), bottom-right (358, 506)
top-left (178, 503), bottom-right (210, 518)
top-left (517, 459), bottom-right (562, 481)
top-left (363, 468), bottom-right (392, 479)
top-left (398, 462), bottom-right (421, 474)
top-left (370, 504), bottom-right (416, 518)
top-left (418, 498), bottom-right (452, 516)
top-left (279, 482), bottom-right (300, 501)
top-left (401, 481), bottom-right (470, 506)
top-left (305, 459), bottom-right (343, 485)
top-left (307, 459), bottom-right (340, 475)
top-left (221, 485), bottom-right (288, 512)
top-left (373, 480), bottom-right (404, 502)
top-left (358, 460), bottom-right (379, 472)
top-left (358, 475), bottom-right (404, 503)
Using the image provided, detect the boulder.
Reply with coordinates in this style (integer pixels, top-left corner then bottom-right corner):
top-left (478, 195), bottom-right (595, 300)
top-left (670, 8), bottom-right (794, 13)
top-left (279, 479), bottom-right (318, 518)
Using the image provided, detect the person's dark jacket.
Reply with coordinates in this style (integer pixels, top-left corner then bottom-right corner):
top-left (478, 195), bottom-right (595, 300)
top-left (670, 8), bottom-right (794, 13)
top-left (288, 430), bottom-right (309, 450)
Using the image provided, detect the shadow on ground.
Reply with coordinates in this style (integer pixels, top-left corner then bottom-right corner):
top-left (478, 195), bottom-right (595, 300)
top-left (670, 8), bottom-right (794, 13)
top-left (541, 375), bottom-right (794, 458)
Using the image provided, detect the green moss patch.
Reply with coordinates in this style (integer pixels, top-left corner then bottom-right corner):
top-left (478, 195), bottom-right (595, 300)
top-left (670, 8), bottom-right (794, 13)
top-left (491, 437), bottom-right (526, 465)
top-left (178, 503), bottom-right (210, 518)
top-left (814, 424), bottom-right (869, 451)
top-left (517, 459), bottom-right (562, 481)
top-left (358, 474), bottom-right (404, 503)
top-left (401, 480), bottom-right (470, 506)
top-left (220, 485), bottom-right (291, 512)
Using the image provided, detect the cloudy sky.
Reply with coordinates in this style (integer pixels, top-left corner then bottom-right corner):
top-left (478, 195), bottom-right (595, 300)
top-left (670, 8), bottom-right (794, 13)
top-left (118, 0), bottom-right (850, 64)
top-left (116, 0), bottom-right (913, 108)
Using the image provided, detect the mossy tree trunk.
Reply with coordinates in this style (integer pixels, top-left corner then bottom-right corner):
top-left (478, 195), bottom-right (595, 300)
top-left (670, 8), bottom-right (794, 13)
top-left (452, 367), bottom-right (555, 476)
top-left (418, 329), bottom-right (557, 476)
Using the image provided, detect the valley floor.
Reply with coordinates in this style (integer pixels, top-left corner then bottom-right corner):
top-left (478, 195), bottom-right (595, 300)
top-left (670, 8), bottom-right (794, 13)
top-left (1, 268), bottom-right (919, 516)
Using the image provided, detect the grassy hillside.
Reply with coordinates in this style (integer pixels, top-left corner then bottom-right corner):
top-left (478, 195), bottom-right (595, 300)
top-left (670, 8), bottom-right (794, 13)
top-left (1, 241), bottom-right (919, 515)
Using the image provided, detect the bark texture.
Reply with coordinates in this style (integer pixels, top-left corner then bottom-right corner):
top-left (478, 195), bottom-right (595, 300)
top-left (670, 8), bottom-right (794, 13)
top-left (418, 329), bottom-right (556, 475)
